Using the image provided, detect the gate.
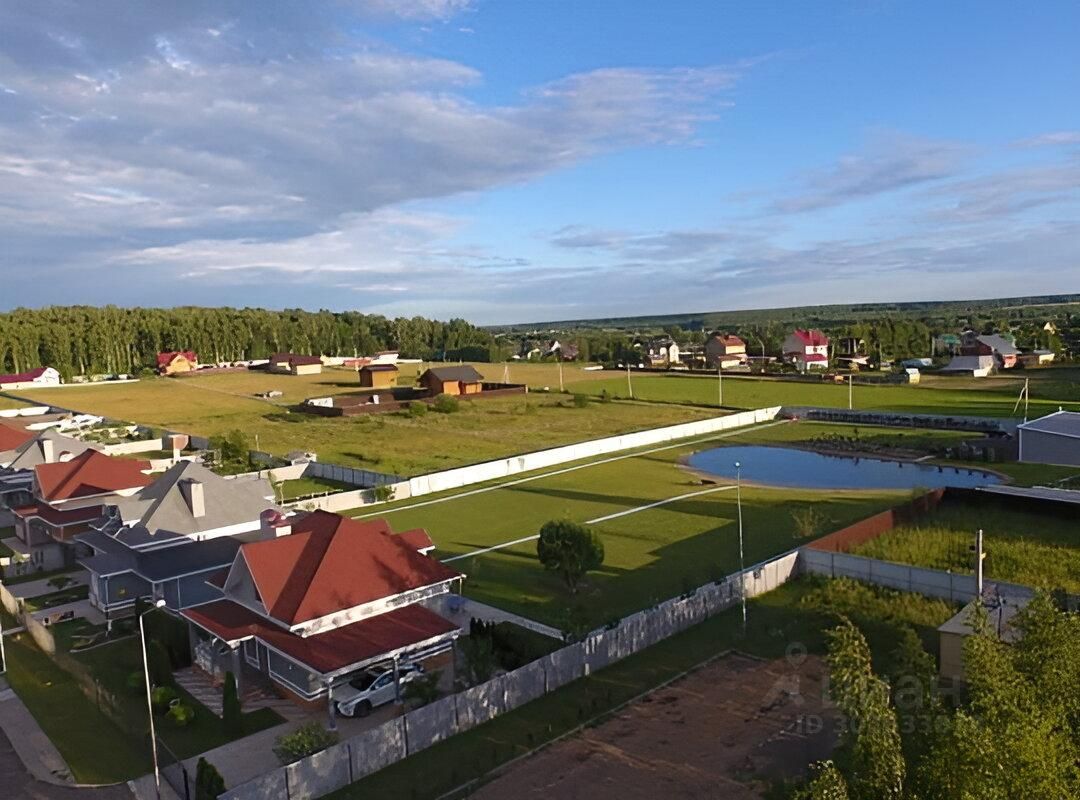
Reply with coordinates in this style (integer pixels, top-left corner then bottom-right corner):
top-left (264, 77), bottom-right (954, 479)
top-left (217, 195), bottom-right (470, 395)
top-left (158, 738), bottom-right (192, 800)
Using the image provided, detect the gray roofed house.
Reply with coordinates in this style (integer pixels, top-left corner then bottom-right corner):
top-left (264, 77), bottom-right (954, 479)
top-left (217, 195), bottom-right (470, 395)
top-left (103, 460), bottom-right (278, 550)
top-left (977, 334), bottom-right (1019, 356)
top-left (3, 429), bottom-right (99, 471)
top-left (1017, 410), bottom-right (1080, 467)
top-left (421, 365), bottom-right (485, 383)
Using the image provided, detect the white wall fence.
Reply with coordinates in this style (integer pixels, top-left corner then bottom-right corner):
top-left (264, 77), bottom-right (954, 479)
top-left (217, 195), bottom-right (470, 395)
top-left (218, 548), bottom-right (799, 800)
top-left (0, 405), bottom-right (51, 419)
top-left (101, 437), bottom-right (170, 456)
top-left (799, 548), bottom-right (1035, 603)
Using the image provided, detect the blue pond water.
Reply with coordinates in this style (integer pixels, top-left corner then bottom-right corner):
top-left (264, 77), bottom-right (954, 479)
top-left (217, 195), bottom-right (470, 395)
top-left (686, 445), bottom-right (1002, 491)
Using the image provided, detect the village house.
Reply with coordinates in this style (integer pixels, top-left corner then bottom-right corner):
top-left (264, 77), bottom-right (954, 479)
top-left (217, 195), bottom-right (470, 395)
top-left (835, 337), bottom-right (870, 369)
top-left (0, 421), bottom-right (36, 468)
top-left (703, 333), bottom-right (747, 368)
top-left (157, 350), bottom-right (198, 375)
top-left (182, 510), bottom-right (462, 708)
top-left (77, 462), bottom-right (281, 616)
top-left (961, 331), bottom-right (1019, 369)
top-left (419, 365), bottom-right (484, 396)
top-left (359, 364), bottom-right (399, 390)
top-left (269, 353), bottom-right (324, 376)
top-left (782, 329), bottom-right (830, 371)
top-left (9, 450), bottom-right (152, 572)
top-left (547, 340), bottom-right (580, 361)
top-left (0, 430), bottom-right (101, 525)
top-left (638, 338), bottom-right (680, 367)
top-left (0, 366), bottom-right (61, 390)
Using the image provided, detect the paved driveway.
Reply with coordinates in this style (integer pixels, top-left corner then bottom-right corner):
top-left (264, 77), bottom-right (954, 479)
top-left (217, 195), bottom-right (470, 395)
top-left (0, 726), bottom-right (133, 800)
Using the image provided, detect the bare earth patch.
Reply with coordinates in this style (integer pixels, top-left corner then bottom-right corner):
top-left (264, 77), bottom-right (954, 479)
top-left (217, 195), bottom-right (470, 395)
top-left (471, 653), bottom-right (838, 800)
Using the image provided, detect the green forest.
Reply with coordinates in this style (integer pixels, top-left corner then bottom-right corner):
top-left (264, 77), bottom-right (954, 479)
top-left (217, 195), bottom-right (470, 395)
top-left (0, 306), bottom-right (501, 378)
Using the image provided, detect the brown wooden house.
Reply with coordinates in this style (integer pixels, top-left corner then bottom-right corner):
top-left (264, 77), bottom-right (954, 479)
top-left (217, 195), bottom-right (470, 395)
top-left (359, 364), bottom-right (399, 389)
top-left (419, 366), bottom-right (484, 396)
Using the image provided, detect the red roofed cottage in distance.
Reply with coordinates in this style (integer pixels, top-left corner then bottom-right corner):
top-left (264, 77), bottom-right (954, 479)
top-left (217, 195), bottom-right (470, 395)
top-left (782, 329), bottom-right (830, 371)
top-left (157, 350), bottom-right (198, 375)
top-left (0, 366), bottom-right (61, 390)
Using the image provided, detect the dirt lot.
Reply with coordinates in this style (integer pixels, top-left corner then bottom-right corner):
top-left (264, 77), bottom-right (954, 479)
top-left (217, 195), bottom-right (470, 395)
top-left (471, 653), bottom-right (838, 800)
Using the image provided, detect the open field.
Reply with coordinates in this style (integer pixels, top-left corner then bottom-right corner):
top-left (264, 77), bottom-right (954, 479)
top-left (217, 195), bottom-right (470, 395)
top-left (330, 576), bottom-right (956, 800)
top-left (563, 371), bottom-right (1080, 417)
top-left (471, 653), bottom-right (837, 800)
top-left (12, 379), bottom-right (713, 475)
top-left (851, 497), bottom-right (1080, 593)
top-left (358, 421), bottom-right (917, 627)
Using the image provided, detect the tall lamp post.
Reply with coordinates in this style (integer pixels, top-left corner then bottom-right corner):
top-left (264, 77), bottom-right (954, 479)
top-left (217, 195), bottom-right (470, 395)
top-left (140, 598), bottom-right (168, 800)
top-left (734, 461), bottom-right (747, 635)
top-left (0, 581), bottom-right (7, 677)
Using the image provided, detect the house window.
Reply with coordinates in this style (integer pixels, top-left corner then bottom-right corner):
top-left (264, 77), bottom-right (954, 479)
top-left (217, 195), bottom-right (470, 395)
top-left (243, 639), bottom-right (259, 668)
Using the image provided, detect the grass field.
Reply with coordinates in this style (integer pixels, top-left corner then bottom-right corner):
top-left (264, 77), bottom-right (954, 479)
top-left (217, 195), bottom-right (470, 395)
top-left (0, 394), bottom-right (36, 410)
top-left (358, 421), bottom-right (913, 628)
top-left (563, 370), bottom-right (1080, 417)
top-left (12, 378), bottom-right (713, 475)
top-left (851, 498), bottom-right (1080, 593)
top-left (329, 576), bottom-right (956, 800)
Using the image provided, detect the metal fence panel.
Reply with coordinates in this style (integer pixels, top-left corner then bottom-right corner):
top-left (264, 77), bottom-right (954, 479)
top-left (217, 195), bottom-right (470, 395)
top-left (503, 661), bottom-right (547, 711)
top-left (542, 643), bottom-right (585, 692)
top-left (220, 769), bottom-right (288, 800)
top-left (455, 675), bottom-right (507, 731)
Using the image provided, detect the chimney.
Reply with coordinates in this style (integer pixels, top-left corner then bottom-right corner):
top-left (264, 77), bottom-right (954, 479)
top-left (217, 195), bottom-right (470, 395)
top-left (181, 479), bottom-right (205, 518)
top-left (260, 508), bottom-right (291, 537)
top-left (41, 437), bottom-right (55, 463)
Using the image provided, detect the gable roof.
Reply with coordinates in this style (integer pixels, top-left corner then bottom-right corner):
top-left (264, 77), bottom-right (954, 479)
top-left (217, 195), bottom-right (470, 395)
top-left (420, 365), bottom-right (484, 384)
top-left (1017, 410), bottom-right (1080, 438)
top-left (0, 422), bottom-right (35, 452)
top-left (708, 333), bottom-right (745, 347)
top-left (977, 335), bottom-right (1019, 356)
top-left (360, 364), bottom-right (399, 373)
top-left (157, 350), bottom-right (197, 367)
top-left (790, 329), bottom-right (829, 347)
top-left (0, 367), bottom-right (50, 384)
top-left (108, 461), bottom-right (278, 540)
top-left (235, 511), bottom-right (460, 626)
top-left (5, 429), bottom-right (99, 471)
top-left (35, 450), bottom-right (152, 502)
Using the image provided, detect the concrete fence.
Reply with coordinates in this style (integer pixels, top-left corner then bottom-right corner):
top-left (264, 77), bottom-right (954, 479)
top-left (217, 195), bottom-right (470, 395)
top-left (218, 545), bottom-right (800, 800)
top-left (0, 405), bottom-right (51, 419)
top-left (799, 548), bottom-right (1034, 604)
top-left (101, 437), bottom-right (171, 456)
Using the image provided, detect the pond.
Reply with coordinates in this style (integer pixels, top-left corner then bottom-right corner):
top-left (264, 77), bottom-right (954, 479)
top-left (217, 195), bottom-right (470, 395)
top-left (685, 445), bottom-right (1002, 491)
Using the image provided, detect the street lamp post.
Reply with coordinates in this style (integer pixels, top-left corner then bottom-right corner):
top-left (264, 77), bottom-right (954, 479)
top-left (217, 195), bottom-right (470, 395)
top-left (140, 598), bottom-right (168, 800)
top-left (0, 582), bottom-right (7, 676)
top-left (734, 461), bottom-right (747, 635)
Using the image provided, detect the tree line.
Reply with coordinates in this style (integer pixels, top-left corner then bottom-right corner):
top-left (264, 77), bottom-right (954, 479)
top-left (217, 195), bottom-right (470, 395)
top-left (0, 306), bottom-right (500, 378)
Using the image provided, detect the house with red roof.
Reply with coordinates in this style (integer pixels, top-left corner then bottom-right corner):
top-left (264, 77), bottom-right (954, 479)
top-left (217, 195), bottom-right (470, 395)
top-left (782, 329), bottom-right (830, 371)
top-left (0, 366), bottom-right (61, 390)
top-left (0, 422), bottom-right (36, 466)
top-left (9, 450), bottom-right (152, 571)
top-left (157, 350), bottom-right (198, 375)
top-left (182, 510), bottom-right (462, 707)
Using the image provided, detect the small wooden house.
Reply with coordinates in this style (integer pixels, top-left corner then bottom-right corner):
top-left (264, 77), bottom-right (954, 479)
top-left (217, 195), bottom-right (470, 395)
top-left (419, 366), bottom-right (484, 396)
top-left (359, 364), bottom-right (399, 389)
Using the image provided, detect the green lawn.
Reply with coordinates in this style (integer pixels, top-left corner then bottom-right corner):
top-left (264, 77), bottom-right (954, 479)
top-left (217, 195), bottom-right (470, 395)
top-left (363, 422), bottom-right (910, 628)
top-left (565, 371), bottom-right (1080, 418)
top-left (329, 576), bottom-right (956, 800)
top-left (12, 379), bottom-right (713, 475)
top-left (851, 498), bottom-right (1080, 593)
top-left (3, 632), bottom-right (152, 783)
top-left (22, 584), bottom-right (89, 612)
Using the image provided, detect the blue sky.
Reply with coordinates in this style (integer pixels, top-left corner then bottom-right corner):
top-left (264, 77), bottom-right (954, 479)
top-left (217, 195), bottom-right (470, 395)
top-left (1, 1), bottom-right (1078, 323)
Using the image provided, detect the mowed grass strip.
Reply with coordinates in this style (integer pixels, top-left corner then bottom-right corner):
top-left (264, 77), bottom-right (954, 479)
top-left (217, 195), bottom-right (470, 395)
top-left (851, 499), bottom-right (1080, 593)
top-left (369, 425), bottom-right (907, 628)
top-left (13, 379), bottom-right (714, 475)
top-left (327, 576), bottom-right (956, 800)
top-left (564, 371), bottom-right (1080, 417)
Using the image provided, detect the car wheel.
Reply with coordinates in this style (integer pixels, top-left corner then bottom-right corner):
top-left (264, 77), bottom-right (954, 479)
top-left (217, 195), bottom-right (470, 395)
top-left (357, 700), bottom-right (373, 718)
top-left (337, 704), bottom-right (354, 718)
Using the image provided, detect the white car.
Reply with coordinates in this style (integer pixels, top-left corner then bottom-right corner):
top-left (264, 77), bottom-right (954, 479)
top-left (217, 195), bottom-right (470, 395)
top-left (335, 664), bottom-right (424, 718)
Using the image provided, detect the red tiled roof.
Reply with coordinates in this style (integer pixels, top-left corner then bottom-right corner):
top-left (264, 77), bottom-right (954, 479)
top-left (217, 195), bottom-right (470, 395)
top-left (157, 351), bottom-right (197, 367)
top-left (710, 334), bottom-right (745, 347)
top-left (183, 600), bottom-right (458, 675)
top-left (0, 367), bottom-right (49, 384)
top-left (35, 450), bottom-right (152, 502)
top-left (397, 528), bottom-right (435, 552)
top-left (0, 422), bottom-right (35, 452)
top-left (239, 511), bottom-right (460, 626)
top-left (792, 329), bottom-right (829, 347)
top-left (800, 353), bottom-right (829, 362)
top-left (12, 502), bottom-right (104, 526)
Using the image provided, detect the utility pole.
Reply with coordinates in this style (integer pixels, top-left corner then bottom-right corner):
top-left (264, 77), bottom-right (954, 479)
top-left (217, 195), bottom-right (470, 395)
top-left (557, 357), bottom-right (564, 393)
top-left (975, 528), bottom-right (985, 596)
top-left (735, 461), bottom-right (747, 636)
top-left (626, 363), bottom-right (633, 399)
top-left (717, 365), bottom-right (723, 408)
top-left (848, 374), bottom-right (853, 410)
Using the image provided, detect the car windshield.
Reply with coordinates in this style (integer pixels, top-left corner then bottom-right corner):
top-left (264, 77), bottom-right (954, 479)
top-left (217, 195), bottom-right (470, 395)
top-left (349, 673), bottom-right (380, 690)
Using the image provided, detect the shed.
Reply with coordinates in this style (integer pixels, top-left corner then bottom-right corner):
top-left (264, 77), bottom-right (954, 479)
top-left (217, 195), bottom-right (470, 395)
top-left (938, 593), bottom-right (1028, 683)
top-left (359, 363), bottom-right (399, 389)
top-left (1017, 410), bottom-right (1080, 466)
top-left (419, 366), bottom-right (484, 397)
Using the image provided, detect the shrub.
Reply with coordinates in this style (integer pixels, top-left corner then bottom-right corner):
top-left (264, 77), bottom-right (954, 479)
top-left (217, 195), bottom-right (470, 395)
top-left (195, 757), bottom-right (226, 800)
top-left (168, 703), bottom-right (195, 727)
top-left (536, 519), bottom-right (605, 593)
top-left (273, 723), bottom-right (338, 765)
top-left (403, 671), bottom-right (440, 708)
top-left (222, 671), bottom-right (242, 737)
top-left (790, 505), bottom-right (828, 540)
top-left (572, 393), bottom-right (590, 408)
top-left (372, 484), bottom-right (395, 503)
top-left (148, 640), bottom-right (174, 688)
top-left (407, 401), bottom-right (428, 418)
top-left (127, 670), bottom-right (145, 695)
top-left (431, 393), bottom-right (459, 414)
top-left (151, 685), bottom-right (179, 714)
